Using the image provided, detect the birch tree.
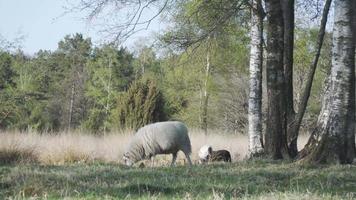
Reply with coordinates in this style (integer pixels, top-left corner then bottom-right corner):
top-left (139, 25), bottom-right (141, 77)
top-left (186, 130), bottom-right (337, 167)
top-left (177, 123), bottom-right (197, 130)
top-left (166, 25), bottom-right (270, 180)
top-left (248, 0), bottom-right (264, 156)
top-left (299, 0), bottom-right (356, 164)
top-left (201, 45), bottom-right (211, 135)
top-left (288, 0), bottom-right (332, 157)
top-left (58, 34), bottom-right (92, 130)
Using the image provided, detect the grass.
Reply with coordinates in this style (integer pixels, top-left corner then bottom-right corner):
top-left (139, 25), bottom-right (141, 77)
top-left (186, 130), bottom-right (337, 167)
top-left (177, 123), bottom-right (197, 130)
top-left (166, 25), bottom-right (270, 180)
top-left (1, 161), bottom-right (356, 199)
top-left (1, 131), bottom-right (352, 199)
top-left (0, 130), bottom-right (309, 165)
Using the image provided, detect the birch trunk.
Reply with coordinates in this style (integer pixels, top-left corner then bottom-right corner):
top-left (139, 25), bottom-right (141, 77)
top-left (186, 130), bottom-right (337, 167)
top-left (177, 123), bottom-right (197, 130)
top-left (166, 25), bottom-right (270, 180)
top-left (68, 83), bottom-right (75, 130)
top-left (264, 0), bottom-right (290, 159)
top-left (104, 57), bottom-right (113, 133)
top-left (289, 0), bottom-right (332, 157)
top-left (248, 0), bottom-right (264, 156)
top-left (299, 0), bottom-right (355, 164)
top-left (202, 50), bottom-right (210, 135)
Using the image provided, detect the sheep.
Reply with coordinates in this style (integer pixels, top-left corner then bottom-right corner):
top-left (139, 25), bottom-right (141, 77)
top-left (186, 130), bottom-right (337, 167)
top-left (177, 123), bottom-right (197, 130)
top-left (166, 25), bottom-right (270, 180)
top-left (198, 145), bottom-right (232, 163)
top-left (198, 145), bottom-right (212, 163)
top-left (123, 121), bottom-right (193, 167)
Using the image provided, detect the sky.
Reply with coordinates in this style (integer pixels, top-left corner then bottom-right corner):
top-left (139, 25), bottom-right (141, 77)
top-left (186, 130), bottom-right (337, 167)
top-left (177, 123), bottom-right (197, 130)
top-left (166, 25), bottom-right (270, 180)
top-left (0, 0), bottom-right (163, 55)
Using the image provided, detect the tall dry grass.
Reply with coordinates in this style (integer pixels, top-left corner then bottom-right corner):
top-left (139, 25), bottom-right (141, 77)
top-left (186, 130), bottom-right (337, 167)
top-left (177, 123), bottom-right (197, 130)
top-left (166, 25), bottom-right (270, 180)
top-left (0, 130), bottom-right (310, 165)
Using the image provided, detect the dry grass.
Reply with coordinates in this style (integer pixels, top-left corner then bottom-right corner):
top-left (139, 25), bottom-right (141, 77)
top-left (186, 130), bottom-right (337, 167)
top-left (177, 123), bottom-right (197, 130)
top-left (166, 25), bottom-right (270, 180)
top-left (0, 130), bottom-right (310, 165)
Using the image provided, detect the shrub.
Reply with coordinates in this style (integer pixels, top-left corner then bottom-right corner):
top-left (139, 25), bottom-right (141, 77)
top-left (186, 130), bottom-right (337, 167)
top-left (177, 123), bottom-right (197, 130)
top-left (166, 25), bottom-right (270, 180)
top-left (116, 79), bottom-right (167, 130)
top-left (0, 144), bottom-right (38, 164)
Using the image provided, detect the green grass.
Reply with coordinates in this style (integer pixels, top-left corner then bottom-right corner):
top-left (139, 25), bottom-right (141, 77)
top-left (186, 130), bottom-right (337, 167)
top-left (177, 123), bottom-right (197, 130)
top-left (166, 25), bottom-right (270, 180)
top-left (1, 161), bottom-right (356, 199)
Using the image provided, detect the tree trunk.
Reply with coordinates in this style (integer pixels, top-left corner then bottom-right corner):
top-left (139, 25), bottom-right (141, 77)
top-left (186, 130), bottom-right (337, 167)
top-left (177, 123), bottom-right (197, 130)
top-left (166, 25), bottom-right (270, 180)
top-left (299, 0), bottom-right (355, 164)
top-left (202, 49), bottom-right (210, 135)
top-left (248, 0), bottom-right (264, 156)
top-left (289, 0), bottom-right (332, 158)
top-left (104, 57), bottom-right (113, 133)
top-left (281, 0), bottom-right (297, 157)
top-left (68, 83), bottom-right (75, 131)
top-left (264, 0), bottom-right (290, 159)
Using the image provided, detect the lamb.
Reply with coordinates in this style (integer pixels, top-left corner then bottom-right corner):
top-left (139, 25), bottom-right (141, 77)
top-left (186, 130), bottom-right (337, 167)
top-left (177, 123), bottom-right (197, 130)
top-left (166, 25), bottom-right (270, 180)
top-left (123, 121), bottom-right (193, 167)
top-left (198, 145), bottom-right (231, 163)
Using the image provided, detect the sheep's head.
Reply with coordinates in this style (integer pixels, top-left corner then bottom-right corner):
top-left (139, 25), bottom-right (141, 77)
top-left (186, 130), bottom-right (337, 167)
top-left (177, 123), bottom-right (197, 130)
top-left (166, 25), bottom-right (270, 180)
top-left (123, 153), bottom-right (134, 166)
top-left (198, 145), bottom-right (212, 163)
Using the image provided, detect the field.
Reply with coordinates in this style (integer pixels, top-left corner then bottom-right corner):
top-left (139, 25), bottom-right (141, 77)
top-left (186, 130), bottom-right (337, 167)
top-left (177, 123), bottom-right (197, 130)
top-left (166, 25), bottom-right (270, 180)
top-left (1, 131), bottom-right (356, 199)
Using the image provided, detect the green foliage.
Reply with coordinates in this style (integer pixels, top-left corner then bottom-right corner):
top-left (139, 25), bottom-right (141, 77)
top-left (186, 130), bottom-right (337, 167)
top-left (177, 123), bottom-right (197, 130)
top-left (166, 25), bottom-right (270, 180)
top-left (115, 79), bottom-right (167, 130)
top-left (56, 33), bottom-right (92, 129)
top-left (0, 52), bottom-right (15, 89)
top-left (294, 28), bottom-right (331, 128)
top-left (82, 108), bottom-right (107, 133)
top-left (0, 10), bottom-right (331, 134)
top-left (84, 45), bottom-right (135, 133)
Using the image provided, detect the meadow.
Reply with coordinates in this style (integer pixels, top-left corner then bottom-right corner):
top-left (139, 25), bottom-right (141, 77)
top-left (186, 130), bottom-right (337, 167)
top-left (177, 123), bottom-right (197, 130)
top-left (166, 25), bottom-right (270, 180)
top-left (1, 131), bottom-right (355, 199)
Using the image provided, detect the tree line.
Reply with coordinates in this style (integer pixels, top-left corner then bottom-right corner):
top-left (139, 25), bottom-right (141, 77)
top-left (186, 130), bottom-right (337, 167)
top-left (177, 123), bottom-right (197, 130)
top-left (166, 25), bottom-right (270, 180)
top-left (67, 0), bottom-right (356, 164)
top-left (1, 0), bottom-right (350, 164)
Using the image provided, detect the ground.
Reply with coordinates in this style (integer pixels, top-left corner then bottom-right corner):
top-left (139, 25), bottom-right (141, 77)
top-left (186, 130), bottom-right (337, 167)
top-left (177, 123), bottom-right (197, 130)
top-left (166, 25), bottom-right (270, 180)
top-left (1, 160), bottom-right (356, 199)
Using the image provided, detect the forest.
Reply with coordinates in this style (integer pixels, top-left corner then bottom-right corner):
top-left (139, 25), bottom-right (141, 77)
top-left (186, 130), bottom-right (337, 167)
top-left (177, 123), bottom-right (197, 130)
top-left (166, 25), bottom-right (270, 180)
top-left (0, 0), bottom-right (356, 199)
top-left (0, 1), bottom-right (330, 134)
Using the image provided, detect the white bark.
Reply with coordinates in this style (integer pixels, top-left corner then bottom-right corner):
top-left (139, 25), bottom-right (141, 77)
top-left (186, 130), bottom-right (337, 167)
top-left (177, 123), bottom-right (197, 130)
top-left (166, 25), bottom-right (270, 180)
top-left (248, 0), bottom-right (264, 155)
top-left (104, 57), bottom-right (113, 133)
top-left (318, 0), bottom-right (354, 140)
top-left (202, 49), bottom-right (210, 135)
top-left (300, 0), bottom-right (355, 164)
top-left (68, 83), bottom-right (75, 130)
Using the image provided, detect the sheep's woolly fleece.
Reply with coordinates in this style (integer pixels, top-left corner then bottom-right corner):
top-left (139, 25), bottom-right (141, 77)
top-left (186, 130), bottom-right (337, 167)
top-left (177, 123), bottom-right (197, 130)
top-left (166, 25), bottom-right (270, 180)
top-left (198, 145), bottom-right (212, 161)
top-left (124, 121), bottom-right (192, 164)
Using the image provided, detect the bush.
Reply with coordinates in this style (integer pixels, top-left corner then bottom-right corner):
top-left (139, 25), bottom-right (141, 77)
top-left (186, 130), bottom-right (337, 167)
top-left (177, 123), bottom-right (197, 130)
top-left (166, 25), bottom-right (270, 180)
top-left (116, 79), bottom-right (167, 130)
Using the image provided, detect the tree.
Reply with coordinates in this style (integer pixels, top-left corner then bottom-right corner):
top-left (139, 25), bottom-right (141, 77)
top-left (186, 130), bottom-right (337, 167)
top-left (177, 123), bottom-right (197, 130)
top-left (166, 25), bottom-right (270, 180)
top-left (84, 45), bottom-right (134, 132)
top-left (70, 0), bottom-right (175, 42)
top-left (299, 0), bottom-right (355, 164)
top-left (288, 0), bottom-right (333, 157)
top-left (57, 33), bottom-right (92, 130)
top-left (0, 52), bottom-right (15, 89)
top-left (248, 0), bottom-right (264, 156)
top-left (281, 0), bottom-right (297, 157)
top-left (0, 52), bottom-right (16, 129)
top-left (115, 79), bottom-right (167, 130)
top-left (133, 45), bottom-right (159, 79)
top-left (160, 0), bottom-right (249, 134)
top-left (264, 0), bottom-right (290, 159)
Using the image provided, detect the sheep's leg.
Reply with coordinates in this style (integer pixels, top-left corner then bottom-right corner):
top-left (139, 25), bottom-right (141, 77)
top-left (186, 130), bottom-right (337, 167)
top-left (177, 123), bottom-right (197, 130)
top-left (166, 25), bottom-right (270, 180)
top-left (150, 156), bottom-right (155, 167)
top-left (183, 152), bottom-right (193, 167)
top-left (171, 152), bottom-right (178, 167)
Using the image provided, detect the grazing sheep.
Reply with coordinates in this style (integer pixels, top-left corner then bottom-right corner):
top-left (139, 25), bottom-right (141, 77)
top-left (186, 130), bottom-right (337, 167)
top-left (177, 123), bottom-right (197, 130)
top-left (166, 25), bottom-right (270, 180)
top-left (198, 145), bottom-right (232, 163)
top-left (123, 121), bottom-right (192, 167)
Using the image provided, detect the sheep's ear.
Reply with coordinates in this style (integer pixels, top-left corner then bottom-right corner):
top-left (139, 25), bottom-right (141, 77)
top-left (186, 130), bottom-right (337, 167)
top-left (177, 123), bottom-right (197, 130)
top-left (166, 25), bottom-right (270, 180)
top-left (208, 147), bottom-right (212, 154)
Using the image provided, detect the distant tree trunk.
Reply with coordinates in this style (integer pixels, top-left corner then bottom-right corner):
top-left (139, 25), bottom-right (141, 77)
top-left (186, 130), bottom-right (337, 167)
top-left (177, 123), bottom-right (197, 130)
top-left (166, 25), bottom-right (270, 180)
top-left (68, 83), bottom-right (75, 130)
top-left (299, 0), bottom-right (355, 164)
top-left (104, 58), bottom-right (113, 133)
top-left (264, 0), bottom-right (290, 159)
top-left (202, 49), bottom-right (210, 135)
top-left (248, 0), bottom-right (264, 156)
top-left (141, 53), bottom-right (146, 75)
top-left (289, 0), bottom-right (332, 157)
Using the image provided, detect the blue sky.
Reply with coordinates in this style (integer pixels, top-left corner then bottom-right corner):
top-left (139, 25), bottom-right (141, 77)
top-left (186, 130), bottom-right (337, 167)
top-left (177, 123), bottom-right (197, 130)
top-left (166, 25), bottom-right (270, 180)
top-left (0, 0), bottom-right (162, 54)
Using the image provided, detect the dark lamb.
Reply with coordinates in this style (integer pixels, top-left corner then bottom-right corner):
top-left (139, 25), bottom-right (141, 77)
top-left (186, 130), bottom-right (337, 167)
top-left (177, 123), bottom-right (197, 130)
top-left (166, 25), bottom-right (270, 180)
top-left (208, 149), bottom-right (231, 162)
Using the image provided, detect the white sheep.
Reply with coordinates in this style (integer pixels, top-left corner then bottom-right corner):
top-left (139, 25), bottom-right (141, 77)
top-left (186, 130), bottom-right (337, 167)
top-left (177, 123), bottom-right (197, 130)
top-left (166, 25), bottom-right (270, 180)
top-left (198, 145), bottom-right (212, 163)
top-left (123, 121), bottom-right (193, 167)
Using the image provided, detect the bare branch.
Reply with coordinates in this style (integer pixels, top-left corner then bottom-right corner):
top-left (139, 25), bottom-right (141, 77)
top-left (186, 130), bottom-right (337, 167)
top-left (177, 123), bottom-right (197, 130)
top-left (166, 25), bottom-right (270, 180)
top-left (67, 0), bottom-right (172, 44)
